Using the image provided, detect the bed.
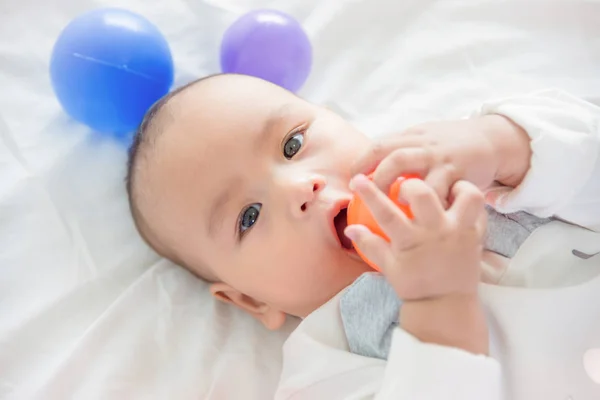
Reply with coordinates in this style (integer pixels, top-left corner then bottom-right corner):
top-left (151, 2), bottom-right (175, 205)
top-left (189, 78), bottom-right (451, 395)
top-left (1, 0), bottom-right (599, 398)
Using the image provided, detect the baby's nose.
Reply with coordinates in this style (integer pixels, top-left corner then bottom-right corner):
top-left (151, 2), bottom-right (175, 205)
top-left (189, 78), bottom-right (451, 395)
top-left (291, 176), bottom-right (326, 217)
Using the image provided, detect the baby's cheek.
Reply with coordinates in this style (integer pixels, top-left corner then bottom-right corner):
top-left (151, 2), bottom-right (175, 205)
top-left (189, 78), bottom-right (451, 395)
top-left (319, 133), bottom-right (365, 169)
top-left (339, 128), bottom-right (370, 154)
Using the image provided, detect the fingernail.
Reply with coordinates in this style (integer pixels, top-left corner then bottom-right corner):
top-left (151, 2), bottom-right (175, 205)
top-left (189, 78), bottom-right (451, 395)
top-left (349, 174), bottom-right (368, 191)
top-left (396, 182), bottom-right (408, 205)
top-left (344, 225), bottom-right (360, 241)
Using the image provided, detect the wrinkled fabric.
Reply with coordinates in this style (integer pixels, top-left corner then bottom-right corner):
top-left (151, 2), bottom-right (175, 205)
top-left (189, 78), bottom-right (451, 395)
top-left (3, 0), bottom-right (600, 399)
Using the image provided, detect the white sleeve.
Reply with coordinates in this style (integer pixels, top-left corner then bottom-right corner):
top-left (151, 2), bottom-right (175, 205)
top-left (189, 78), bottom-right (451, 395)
top-left (375, 329), bottom-right (502, 400)
top-left (275, 326), bottom-right (502, 400)
top-left (474, 90), bottom-right (600, 231)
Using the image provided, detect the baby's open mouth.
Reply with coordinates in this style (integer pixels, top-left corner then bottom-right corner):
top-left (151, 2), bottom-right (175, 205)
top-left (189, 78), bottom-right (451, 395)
top-left (333, 207), bottom-right (354, 250)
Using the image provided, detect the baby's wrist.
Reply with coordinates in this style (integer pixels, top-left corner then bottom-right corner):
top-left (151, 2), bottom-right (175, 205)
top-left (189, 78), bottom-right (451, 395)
top-left (479, 114), bottom-right (532, 188)
top-left (400, 293), bottom-right (489, 355)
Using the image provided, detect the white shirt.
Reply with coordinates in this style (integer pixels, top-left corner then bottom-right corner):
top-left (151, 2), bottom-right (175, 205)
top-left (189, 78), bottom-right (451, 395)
top-left (275, 90), bottom-right (600, 400)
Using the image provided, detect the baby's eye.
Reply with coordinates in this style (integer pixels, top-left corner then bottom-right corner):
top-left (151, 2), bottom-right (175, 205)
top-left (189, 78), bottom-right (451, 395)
top-left (238, 203), bottom-right (261, 237)
top-left (283, 131), bottom-right (304, 159)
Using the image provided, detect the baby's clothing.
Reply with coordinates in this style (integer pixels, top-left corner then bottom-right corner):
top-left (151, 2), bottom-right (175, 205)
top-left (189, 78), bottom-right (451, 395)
top-left (277, 221), bottom-right (600, 400)
top-left (341, 207), bottom-right (553, 360)
top-left (340, 272), bottom-right (400, 360)
top-left (484, 205), bottom-right (553, 258)
top-left (275, 90), bottom-right (600, 400)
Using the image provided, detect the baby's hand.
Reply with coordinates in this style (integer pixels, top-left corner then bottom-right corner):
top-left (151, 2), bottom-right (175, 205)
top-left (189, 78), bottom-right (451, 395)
top-left (345, 175), bottom-right (486, 301)
top-left (352, 115), bottom-right (531, 207)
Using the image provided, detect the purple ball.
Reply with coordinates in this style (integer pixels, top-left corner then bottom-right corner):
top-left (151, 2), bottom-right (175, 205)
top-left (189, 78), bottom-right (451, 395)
top-left (220, 9), bottom-right (312, 92)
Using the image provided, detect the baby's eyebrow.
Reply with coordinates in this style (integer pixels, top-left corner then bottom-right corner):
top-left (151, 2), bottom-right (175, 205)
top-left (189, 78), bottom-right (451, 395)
top-left (254, 104), bottom-right (292, 153)
top-left (207, 182), bottom-right (235, 238)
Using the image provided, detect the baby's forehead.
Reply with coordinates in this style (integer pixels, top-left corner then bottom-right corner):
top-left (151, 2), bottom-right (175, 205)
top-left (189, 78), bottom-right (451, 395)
top-left (151, 76), bottom-right (306, 184)
top-left (173, 74), bottom-right (297, 114)
top-left (162, 80), bottom-right (306, 152)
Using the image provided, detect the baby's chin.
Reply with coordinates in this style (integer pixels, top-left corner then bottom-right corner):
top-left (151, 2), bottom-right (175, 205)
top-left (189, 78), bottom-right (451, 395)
top-left (326, 254), bottom-right (373, 288)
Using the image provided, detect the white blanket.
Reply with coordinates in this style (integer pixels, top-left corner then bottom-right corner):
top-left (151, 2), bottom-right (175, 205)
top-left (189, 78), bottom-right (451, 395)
top-left (1, 0), bottom-right (599, 398)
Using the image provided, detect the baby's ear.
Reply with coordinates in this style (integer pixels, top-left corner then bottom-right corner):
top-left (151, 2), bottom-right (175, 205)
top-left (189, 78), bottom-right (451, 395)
top-left (210, 283), bottom-right (286, 330)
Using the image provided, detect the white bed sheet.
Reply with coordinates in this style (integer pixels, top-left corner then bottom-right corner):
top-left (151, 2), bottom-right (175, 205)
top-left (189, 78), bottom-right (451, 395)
top-left (1, 0), bottom-right (600, 398)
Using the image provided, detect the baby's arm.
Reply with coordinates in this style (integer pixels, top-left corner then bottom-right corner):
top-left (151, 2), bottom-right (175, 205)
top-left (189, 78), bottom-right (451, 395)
top-left (479, 90), bottom-right (600, 231)
top-left (352, 89), bottom-right (600, 230)
top-left (377, 295), bottom-right (501, 399)
top-left (376, 323), bottom-right (501, 399)
top-left (345, 178), bottom-right (501, 399)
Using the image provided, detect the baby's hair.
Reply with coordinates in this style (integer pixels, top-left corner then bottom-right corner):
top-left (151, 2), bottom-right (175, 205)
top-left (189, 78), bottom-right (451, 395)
top-left (126, 74), bottom-right (223, 280)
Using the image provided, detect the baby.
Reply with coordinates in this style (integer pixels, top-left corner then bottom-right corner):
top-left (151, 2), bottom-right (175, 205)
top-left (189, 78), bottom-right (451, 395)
top-left (126, 74), bottom-right (600, 399)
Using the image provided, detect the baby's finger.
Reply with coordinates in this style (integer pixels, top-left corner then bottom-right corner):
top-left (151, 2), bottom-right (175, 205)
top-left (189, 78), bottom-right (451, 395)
top-left (350, 141), bottom-right (392, 178)
top-left (399, 179), bottom-right (444, 227)
top-left (372, 148), bottom-right (430, 194)
top-left (423, 166), bottom-right (457, 209)
top-left (351, 174), bottom-right (413, 243)
top-left (344, 225), bottom-right (392, 270)
top-left (350, 135), bottom-right (426, 177)
top-left (475, 208), bottom-right (488, 241)
top-left (449, 180), bottom-right (485, 226)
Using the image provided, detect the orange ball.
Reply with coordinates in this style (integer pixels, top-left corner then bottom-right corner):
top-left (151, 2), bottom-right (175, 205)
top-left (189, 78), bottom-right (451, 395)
top-left (347, 174), bottom-right (418, 271)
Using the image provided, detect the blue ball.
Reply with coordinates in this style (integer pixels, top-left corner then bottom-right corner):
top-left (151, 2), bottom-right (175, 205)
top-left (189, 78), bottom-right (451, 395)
top-left (50, 8), bottom-right (174, 135)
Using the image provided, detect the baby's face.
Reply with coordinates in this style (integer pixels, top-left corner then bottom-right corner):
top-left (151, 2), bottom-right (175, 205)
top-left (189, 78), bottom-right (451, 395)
top-left (149, 75), bottom-right (372, 324)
